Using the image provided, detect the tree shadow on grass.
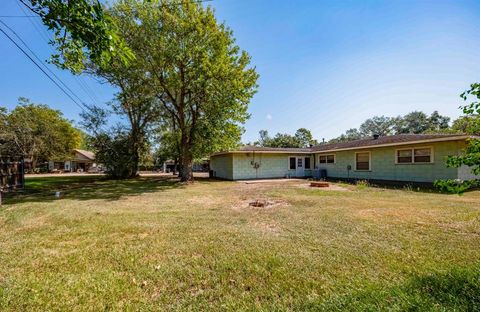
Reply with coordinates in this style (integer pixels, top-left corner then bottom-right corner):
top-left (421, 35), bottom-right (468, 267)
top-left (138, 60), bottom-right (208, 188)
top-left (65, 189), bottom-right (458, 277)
top-left (300, 264), bottom-right (480, 311)
top-left (2, 175), bottom-right (222, 204)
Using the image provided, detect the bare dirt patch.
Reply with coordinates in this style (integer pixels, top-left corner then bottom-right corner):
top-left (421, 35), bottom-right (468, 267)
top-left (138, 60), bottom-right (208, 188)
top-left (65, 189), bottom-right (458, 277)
top-left (232, 198), bottom-right (289, 211)
top-left (298, 183), bottom-right (351, 192)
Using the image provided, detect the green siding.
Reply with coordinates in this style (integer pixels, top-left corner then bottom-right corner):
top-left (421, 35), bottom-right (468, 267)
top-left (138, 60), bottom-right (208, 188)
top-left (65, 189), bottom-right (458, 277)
top-left (210, 154), bottom-right (233, 180)
top-left (232, 153), bottom-right (312, 180)
top-left (316, 141), bottom-right (461, 182)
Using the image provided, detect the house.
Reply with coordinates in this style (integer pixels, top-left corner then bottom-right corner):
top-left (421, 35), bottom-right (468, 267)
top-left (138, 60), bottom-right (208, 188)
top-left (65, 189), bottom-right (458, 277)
top-left (209, 134), bottom-right (480, 184)
top-left (48, 149), bottom-right (98, 173)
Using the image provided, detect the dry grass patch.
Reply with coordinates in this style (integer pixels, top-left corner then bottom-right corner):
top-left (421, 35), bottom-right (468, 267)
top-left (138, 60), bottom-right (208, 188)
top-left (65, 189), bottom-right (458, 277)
top-left (0, 176), bottom-right (479, 311)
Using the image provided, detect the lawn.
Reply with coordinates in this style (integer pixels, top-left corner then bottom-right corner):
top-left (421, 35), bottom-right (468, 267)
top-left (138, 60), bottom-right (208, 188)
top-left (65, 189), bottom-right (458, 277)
top-left (1, 176), bottom-right (479, 311)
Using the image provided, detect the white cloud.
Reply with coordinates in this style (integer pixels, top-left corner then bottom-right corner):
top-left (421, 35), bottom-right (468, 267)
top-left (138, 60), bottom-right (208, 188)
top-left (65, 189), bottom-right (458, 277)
top-left (266, 114), bottom-right (273, 120)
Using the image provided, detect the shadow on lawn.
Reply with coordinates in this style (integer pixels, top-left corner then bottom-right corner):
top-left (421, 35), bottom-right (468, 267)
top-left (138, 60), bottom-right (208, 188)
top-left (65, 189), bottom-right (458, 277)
top-left (2, 175), bottom-right (221, 204)
top-left (302, 263), bottom-right (480, 311)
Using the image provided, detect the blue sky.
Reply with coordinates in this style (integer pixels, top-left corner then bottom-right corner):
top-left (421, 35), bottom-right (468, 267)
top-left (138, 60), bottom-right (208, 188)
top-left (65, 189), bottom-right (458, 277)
top-left (0, 0), bottom-right (479, 142)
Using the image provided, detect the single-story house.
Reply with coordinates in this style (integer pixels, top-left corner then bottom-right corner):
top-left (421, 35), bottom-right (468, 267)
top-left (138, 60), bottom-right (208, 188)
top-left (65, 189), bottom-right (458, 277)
top-left (48, 149), bottom-right (98, 173)
top-left (209, 134), bottom-right (480, 183)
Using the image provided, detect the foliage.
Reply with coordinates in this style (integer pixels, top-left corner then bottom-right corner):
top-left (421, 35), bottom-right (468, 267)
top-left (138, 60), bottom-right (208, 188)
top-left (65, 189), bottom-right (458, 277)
top-left (441, 84), bottom-right (480, 182)
top-left (0, 98), bottom-right (82, 168)
top-left (107, 0), bottom-right (258, 181)
top-left (254, 128), bottom-right (317, 148)
top-left (359, 116), bottom-right (395, 137)
top-left (88, 130), bottom-right (140, 179)
top-left (330, 110), bottom-right (451, 143)
top-left (22, 0), bottom-right (133, 73)
top-left (434, 179), bottom-right (478, 194)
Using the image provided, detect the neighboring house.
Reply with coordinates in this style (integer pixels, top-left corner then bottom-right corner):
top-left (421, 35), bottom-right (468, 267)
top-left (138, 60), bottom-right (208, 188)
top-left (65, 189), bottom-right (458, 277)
top-left (48, 149), bottom-right (98, 173)
top-left (210, 134), bottom-right (480, 183)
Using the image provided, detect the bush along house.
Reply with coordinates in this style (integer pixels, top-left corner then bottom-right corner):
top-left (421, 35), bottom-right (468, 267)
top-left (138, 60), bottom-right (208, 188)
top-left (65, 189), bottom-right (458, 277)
top-left (209, 134), bottom-right (480, 184)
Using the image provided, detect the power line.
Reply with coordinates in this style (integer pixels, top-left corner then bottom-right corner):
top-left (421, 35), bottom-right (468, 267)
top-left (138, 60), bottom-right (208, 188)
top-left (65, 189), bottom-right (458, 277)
top-left (14, 1), bottom-right (103, 106)
top-left (0, 23), bottom-right (88, 112)
top-left (0, 19), bottom-right (91, 110)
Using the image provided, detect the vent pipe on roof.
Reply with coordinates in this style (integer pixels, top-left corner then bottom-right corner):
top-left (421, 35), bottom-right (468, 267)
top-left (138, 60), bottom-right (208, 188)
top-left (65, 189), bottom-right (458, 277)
top-left (373, 134), bottom-right (380, 140)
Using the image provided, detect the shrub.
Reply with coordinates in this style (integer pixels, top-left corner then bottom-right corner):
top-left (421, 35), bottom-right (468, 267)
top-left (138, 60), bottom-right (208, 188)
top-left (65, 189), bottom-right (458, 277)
top-left (434, 179), bottom-right (478, 194)
top-left (356, 180), bottom-right (370, 189)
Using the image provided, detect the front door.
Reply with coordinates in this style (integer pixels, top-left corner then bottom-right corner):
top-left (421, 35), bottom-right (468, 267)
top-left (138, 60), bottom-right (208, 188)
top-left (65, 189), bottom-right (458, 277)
top-left (296, 157), bottom-right (304, 177)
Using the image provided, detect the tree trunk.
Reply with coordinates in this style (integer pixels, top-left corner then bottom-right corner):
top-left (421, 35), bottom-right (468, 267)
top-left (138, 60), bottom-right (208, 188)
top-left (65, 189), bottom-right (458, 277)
top-left (179, 143), bottom-right (193, 182)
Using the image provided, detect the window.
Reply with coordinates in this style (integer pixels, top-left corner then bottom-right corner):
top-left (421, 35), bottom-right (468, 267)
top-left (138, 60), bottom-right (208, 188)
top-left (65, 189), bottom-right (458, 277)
top-left (397, 149), bottom-right (413, 163)
top-left (396, 147), bottom-right (432, 164)
top-left (355, 152), bottom-right (370, 171)
top-left (319, 154), bottom-right (335, 164)
top-left (305, 157), bottom-right (311, 169)
top-left (289, 157), bottom-right (296, 170)
top-left (297, 158), bottom-right (303, 168)
top-left (414, 148), bottom-right (431, 163)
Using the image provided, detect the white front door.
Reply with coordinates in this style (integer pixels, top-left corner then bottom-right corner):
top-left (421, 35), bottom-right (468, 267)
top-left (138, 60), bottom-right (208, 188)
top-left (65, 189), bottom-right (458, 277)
top-left (296, 157), bottom-right (304, 177)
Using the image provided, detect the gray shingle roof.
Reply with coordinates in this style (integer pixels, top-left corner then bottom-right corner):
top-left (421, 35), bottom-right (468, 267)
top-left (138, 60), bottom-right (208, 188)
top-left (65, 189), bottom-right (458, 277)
top-left (311, 134), bottom-right (473, 152)
top-left (211, 134), bottom-right (477, 156)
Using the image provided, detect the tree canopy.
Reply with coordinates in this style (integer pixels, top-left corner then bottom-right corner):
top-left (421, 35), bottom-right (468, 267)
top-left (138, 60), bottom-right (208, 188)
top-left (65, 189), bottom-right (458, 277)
top-left (330, 111), bottom-right (452, 143)
top-left (254, 128), bottom-right (318, 148)
top-left (21, 0), bottom-right (133, 72)
top-left (0, 98), bottom-right (82, 168)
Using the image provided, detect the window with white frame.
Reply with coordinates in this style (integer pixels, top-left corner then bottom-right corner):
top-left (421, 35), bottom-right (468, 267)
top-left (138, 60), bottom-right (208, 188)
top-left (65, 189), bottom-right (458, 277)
top-left (355, 152), bottom-right (370, 171)
top-left (396, 147), bottom-right (432, 164)
top-left (319, 154), bottom-right (335, 164)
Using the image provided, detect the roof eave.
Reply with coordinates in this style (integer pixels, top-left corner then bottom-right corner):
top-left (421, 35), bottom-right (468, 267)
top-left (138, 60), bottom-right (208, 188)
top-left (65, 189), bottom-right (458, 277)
top-left (312, 135), bottom-right (478, 154)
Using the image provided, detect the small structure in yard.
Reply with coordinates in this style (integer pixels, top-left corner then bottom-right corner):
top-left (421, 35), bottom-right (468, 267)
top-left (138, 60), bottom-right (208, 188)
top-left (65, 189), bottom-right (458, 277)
top-left (0, 156), bottom-right (25, 204)
top-left (310, 181), bottom-right (330, 187)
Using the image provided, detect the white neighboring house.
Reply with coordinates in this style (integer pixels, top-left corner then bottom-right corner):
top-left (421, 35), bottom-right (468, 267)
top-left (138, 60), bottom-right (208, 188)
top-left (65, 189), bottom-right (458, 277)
top-left (48, 149), bottom-right (100, 173)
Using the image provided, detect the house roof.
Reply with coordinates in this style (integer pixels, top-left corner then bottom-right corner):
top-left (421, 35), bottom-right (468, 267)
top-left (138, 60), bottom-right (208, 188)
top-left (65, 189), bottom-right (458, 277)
top-left (74, 149), bottom-right (95, 161)
top-left (211, 134), bottom-right (478, 156)
top-left (311, 134), bottom-right (478, 153)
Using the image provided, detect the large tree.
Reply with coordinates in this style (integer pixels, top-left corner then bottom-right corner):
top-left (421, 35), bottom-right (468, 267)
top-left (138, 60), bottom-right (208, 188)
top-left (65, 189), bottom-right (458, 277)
top-left (0, 98), bottom-right (82, 169)
top-left (20, 0), bottom-right (133, 72)
top-left (109, 0), bottom-right (258, 182)
top-left (254, 128), bottom-right (317, 148)
top-left (359, 116), bottom-right (395, 137)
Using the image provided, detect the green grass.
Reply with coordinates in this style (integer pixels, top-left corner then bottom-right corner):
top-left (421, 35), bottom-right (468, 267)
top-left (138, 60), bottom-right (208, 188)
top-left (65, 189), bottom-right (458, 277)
top-left (1, 176), bottom-right (479, 311)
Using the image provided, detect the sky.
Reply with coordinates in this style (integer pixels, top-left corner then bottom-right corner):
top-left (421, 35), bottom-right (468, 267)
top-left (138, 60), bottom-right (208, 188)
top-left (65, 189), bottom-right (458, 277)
top-left (0, 0), bottom-right (479, 143)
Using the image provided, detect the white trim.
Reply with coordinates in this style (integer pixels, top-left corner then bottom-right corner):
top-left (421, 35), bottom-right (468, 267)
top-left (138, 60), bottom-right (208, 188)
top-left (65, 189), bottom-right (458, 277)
top-left (212, 150), bottom-right (312, 156)
top-left (354, 151), bottom-right (371, 171)
top-left (312, 135), bottom-right (475, 154)
top-left (395, 146), bottom-right (434, 164)
top-left (318, 154), bottom-right (336, 165)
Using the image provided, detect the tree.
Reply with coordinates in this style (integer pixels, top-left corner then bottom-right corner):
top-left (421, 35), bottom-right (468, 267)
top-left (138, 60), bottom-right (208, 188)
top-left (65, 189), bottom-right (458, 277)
top-left (254, 128), bottom-right (317, 148)
top-left (428, 111), bottom-right (450, 131)
top-left (20, 0), bottom-right (133, 72)
top-left (0, 98), bottom-right (82, 169)
top-left (113, 1), bottom-right (258, 182)
top-left (394, 111), bottom-right (430, 134)
top-left (445, 84), bottom-right (480, 176)
top-left (359, 116), bottom-right (394, 137)
top-left (451, 115), bottom-right (480, 134)
top-left (295, 128), bottom-right (318, 147)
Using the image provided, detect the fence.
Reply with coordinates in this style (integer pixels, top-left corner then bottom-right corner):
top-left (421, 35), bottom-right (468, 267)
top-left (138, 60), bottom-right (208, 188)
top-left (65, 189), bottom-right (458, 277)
top-left (0, 156), bottom-right (25, 192)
